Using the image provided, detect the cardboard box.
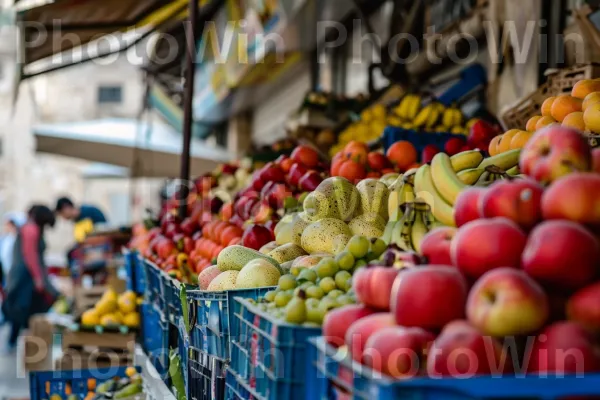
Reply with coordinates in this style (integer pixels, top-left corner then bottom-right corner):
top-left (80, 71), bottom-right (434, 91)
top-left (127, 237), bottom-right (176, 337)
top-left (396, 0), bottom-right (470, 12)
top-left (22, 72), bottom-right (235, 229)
top-left (23, 315), bottom-right (55, 372)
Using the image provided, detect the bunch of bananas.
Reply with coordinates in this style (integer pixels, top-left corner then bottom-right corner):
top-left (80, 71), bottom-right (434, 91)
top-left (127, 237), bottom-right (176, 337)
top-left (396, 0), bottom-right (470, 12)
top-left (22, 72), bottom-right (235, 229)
top-left (391, 95), bottom-right (476, 135)
top-left (330, 103), bottom-right (389, 157)
top-left (381, 149), bottom-right (523, 248)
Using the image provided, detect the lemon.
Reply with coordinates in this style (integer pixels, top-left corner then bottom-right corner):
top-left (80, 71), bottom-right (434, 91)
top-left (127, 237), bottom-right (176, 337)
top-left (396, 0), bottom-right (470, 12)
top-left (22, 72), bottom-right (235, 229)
top-left (123, 312), bottom-right (141, 328)
top-left (81, 309), bottom-right (100, 326)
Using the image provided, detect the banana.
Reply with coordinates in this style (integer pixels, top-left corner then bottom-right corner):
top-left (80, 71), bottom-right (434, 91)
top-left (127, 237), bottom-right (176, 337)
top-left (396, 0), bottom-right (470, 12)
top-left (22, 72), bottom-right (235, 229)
top-left (475, 166), bottom-right (506, 186)
top-left (391, 206), bottom-right (416, 251)
top-left (450, 150), bottom-right (484, 171)
top-left (406, 95), bottom-right (421, 120)
top-left (457, 168), bottom-right (486, 185)
top-left (388, 177), bottom-right (416, 221)
top-left (442, 107), bottom-right (463, 129)
top-left (506, 165), bottom-right (521, 175)
top-left (478, 149), bottom-right (522, 170)
top-left (381, 219), bottom-right (397, 245)
top-left (413, 104), bottom-right (433, 128)
top-left (451, 126), bottom-right (467, 135)
top-left (431, 153), bottom-right (467, 205)
top-left (425, 103), bottom-right (443, 129)
top-left (397, 96), bottom-right (412, 120)
top-left (410, 201), bottom-right (434, 254)
top-left (414, 165), bottom-right (456, 227)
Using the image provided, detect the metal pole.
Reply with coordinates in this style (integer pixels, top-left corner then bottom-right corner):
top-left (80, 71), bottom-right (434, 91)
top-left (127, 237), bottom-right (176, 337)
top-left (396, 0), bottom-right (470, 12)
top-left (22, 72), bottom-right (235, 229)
top-left (179, 0), bottom-right (199, 219)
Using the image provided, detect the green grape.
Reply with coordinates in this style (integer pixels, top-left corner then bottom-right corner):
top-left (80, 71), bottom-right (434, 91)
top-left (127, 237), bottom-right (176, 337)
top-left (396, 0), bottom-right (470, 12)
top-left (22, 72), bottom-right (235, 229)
top-left (335, 251), bottom-right (355, 271)
top-left (346, 236), bottom-right (370, 259)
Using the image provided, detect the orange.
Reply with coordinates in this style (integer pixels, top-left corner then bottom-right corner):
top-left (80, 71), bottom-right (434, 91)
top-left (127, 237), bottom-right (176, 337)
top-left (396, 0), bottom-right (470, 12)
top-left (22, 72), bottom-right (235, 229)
top-left (510, 130), bottom-right (534, 150)
top-left (562, 111), bottom-right (586, 131)
top-left (536, 115), bottom-right (557, 130)
top-left (582, 92), bottom-right (600, 112)
top-left (525, 115), bottom-right (542, 132)
top-left (496, 129), bottom-right (521, 154)
top-left (338, 159), bottom-right (367, 182)
top-left (550, 95), bottom-right (582, 122)
top-left (541, 96), bottom-right (556, 117)
top-left (344, 141), bottom-right (368, 164)
top-left (572, 79), bottom-right (600, 99)
top-left (584, 103), bottom-right (600, 133)
top-left (488, 135), bottom-right (502, 156)
top-left (386, 141), bottom-right (418, 171)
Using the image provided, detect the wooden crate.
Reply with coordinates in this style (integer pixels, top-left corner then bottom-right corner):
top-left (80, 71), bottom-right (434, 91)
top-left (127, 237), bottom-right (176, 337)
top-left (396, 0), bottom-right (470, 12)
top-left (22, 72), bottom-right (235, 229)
top-left (58, 330), bottom-right (135, 370)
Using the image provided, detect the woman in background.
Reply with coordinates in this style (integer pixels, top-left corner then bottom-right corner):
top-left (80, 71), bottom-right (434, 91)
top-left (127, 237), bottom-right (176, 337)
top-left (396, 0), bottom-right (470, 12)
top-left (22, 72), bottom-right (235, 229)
top-left (0, 212), bottom-right (26, 325)
top-left (3, 205), bottom-right (59, 351)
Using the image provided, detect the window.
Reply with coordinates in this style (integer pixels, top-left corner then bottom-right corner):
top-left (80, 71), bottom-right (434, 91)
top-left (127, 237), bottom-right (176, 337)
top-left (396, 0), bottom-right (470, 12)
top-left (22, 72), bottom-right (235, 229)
top-left (97, 86), bottom-right (123, 104)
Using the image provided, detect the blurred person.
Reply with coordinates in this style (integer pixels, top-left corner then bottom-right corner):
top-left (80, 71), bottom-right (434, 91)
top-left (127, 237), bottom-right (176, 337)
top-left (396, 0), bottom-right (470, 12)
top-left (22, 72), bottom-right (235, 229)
top-left (2, 205), bottom-right (59, 352)
top-left (0, 212), bottom-right (27, 282)
top-left (55, 197), bottom-right (107, 243)
top-left (0, 212), bottom-right (26, 325)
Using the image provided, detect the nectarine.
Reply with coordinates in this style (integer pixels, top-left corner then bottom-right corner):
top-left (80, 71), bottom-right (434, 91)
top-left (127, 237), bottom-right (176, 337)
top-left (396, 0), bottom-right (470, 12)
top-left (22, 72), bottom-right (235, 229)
top-left (353, 265), bottom-right (399, 311)
top-left (479, 179), bottom-right (544, 231)
top-left (420, 227), bottom-right (457, 265)
top-left (519, 125), bottom-right (591, 184)
top-left (567, 281), bottom-right (600, 334)
top-left (522, 220), bottom-right (600, 292)
top-left (323, 305), bottom-right (377, 348)
top-left (345, 313), bottom-right (396, 362)
top-left (451, 218), bottom-right (527, 279)
top-left (391, 266), bottom-right (468, 331)
top-left (454, 187), bottom-right (486, 228)
top-left (467, 268), bottom-right (549, 337)
top-left (541, 172), bottom-right (600, 225)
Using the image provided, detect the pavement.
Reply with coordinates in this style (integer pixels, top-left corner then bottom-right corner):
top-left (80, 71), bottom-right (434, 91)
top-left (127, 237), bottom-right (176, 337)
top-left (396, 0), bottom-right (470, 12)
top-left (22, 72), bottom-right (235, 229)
top-left (0, 325), bottom-right (29, 399)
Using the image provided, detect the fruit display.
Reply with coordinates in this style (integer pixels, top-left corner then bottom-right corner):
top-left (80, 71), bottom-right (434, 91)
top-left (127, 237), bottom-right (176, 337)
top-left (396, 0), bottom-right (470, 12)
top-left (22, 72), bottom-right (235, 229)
top-left (80, 289), bottom-right (141, 329)
top-left (318, 121), bottom-right (600, 382)
top-left (43, 367), bottom-right (143, 400)
top-left (248, 235), bottom-right (387, 326)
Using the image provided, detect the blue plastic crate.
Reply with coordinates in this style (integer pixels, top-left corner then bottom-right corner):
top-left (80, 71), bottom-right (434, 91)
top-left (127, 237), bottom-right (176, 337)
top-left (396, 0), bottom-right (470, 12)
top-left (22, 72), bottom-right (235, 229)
top-left (123, 249), bottom-right (146, 295)
top-left (30, 366), bottom-right (137, 400)
top-left (142, 258), bottom-right (166, 317)
top-left (141, 303), bottom-right (169, 379)
top-left (306, 336), bottom-right (600, 400)
top-left (229, 297), bottom-right (321, 400)
top-left (225, 369), bottom-right (252, 400)
top-left (187, 347), bottom-right (227, 400)
top-left (187, 287), bottom-right (274, 361)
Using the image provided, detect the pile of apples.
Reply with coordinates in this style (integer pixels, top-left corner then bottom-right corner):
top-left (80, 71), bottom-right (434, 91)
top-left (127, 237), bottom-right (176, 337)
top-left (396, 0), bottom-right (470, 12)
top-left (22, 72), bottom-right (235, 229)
top-left (323, 124), bottom-right (600, 380)
top-left (221, 145), bottom-right (328, 247)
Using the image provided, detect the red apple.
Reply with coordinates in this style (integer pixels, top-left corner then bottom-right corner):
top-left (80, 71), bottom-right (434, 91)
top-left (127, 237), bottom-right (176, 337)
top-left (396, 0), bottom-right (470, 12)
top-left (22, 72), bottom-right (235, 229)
top-left (567, 281), bottom-right (600, 334)
top-left (468, 121), bottom-right (499, 150)
top-left (156, 237), bottom-right (177, 260)
top-left (593, 148), bottom-right (600, 173)
top-left (467, 268), bottom-right (549, 337)
top-left (522, 220), bottom-right (600, 292)
top-left (541, 173), bottom-right (600, 226)
top-left (420, 227), bottom-right (457, 265)
top-left (479, 179), bottom-right (544, 231)
top-left (367, 152), bottom-right (391, 171)
top-left (259, 162), bottom-right (286, 183)
top-left (391, 266), bottom-right (468, 331)
top-left (427, 320), bottom-right (513, 378)
top-left (265, 183), bottom-right (292, 209)
top-left (291, 145), bottom-right (320, 168)
top-left (519, 125), bottom-right (591, 184)
top-left (454, 187), bottom-right (486, 227)
top-left (345, 313), bottom-right (396, 362)
top-left (180, 217), bottom-right (199, 236)
top-left (527, 321), bottom-right (600, 374)
top-left (353, 265), bottom-right (399, 311)
top-left (252, 201), bottom-right (274, 224)
top-left (298, 171), bottom-right (323, 192)
top-left (241, 224), bottom-right (274, 250)
top-left (451, 218), bottom-right (527, 279)
top-left (363, 326), bottom-right (434, 379)
top-left (287, 163), bottom-right (308, 187)
top-left (444, 138), bottom-right (466, 156)
top-left (323, 304), bottom-right (377, 347)
top-left (422, 145), bottom-right (441, 163)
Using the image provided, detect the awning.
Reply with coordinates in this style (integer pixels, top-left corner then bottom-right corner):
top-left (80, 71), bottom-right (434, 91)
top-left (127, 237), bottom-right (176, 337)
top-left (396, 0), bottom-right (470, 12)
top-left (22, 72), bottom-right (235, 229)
top-left (18, 0), bottom-right (199, 78)
top-left (34, 118), bottom-right (232, 178)
top-left (81, 163), bottom-right (130, 179)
